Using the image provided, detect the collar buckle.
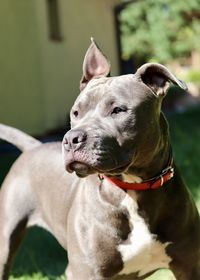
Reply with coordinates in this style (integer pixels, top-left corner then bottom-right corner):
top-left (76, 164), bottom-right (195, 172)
top-left (150, 166), bottom-right (174, 189)
top-left (161, 166), bottom-right (174, 176)
top-left (98, 174), bottom-right (104, 182)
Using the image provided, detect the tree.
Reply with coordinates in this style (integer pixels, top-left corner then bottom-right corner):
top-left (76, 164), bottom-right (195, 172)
top-left (120, 0), bottom-right (200, 64)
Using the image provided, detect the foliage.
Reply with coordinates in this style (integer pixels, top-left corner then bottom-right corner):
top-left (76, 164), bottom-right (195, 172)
top-left (120, 0), bottom-right (200, 63)
top-left (185, 70), bottom-right (200, 83)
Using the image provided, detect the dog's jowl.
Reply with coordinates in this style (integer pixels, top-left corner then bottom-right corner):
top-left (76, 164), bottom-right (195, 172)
top-left (0, 40), bottom-right (199, 280)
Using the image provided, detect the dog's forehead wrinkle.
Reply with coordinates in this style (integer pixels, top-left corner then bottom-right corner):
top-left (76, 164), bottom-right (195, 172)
top-left (109, 76), bottom-right (156, 105)
top-left (73, 90), bottom-right (99, 114)
top-left (80, 78), bottom-right (141, 109)
top-left (77, 74), bottom-right (155, 112)
top-left (86, 74), bottom-right (135, 93)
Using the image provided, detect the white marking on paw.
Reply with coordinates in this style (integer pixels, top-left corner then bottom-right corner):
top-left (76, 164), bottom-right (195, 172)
top-left (118, 191), bottom-right (172, 276)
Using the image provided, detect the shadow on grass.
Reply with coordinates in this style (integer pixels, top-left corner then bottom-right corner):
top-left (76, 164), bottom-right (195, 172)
top-left (0, 154), bottom-right (19, 183)
top-left (12, 227), bottom-right (67, 279)
top-left (0, 107), bottom-right (200, 279)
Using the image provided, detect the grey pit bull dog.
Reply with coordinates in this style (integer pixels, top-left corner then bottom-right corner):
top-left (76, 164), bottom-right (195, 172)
top-left (0, 40), bottom-right (200, 280)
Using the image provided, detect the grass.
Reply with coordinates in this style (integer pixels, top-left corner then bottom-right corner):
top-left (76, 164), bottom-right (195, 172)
top-left (0, 107), bottom-right (200, 280)
top-left (168, 107), bottom-right (200, 209)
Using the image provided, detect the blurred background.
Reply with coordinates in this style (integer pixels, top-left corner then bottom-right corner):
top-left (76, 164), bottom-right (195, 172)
top-left (0, 0), bottom-right (200, 279)
top-left (0, 0), bottom-right (200, 134)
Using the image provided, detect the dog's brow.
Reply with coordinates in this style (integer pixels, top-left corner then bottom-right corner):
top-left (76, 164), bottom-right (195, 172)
top-left (102, 97), bottom-right (115, 106)
top-left (77, 102), bottom-right (82, 109)
top-left (75, 100), bottom-right (87, 110)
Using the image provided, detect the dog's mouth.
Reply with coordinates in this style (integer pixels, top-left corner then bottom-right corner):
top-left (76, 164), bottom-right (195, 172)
top-left (66, 158), bottom-right (131, 178)
top-left (67, 161), bottom-right (95, 177)
top-left (63, 146), bottom-right (132, 177)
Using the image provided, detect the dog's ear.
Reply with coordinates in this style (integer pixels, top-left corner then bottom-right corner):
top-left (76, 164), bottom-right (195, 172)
top-left (80, 38), bottom-right (111, 91)
top-left (136, 63), bottom-right (187, 96)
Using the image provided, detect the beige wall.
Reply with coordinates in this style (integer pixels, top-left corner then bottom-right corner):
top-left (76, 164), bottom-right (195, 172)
top-left (0, 0), bottom-right (120, 134)
top-left (0, 1), bottom-right (44, 134)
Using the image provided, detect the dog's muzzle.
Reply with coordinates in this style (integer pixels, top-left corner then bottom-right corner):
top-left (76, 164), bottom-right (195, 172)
top-left (62, 129), bottom-right (132, 177)
top-left (63, 129), bottom-right (87, 152)
top-left (62, 129), bottom-right (92, 176)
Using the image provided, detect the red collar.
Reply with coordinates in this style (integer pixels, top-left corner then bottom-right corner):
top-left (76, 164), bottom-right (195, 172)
top-left (101, 165), bottom-right (174, 191)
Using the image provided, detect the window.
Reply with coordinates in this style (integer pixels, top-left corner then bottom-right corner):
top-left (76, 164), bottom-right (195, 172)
top-left (47, 0), bottom-right (62, 41)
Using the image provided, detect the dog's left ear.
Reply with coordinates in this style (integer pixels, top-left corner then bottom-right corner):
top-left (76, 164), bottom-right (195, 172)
top-left (136, 63), bottom-right (187, 96)
top-left (80, 38), bottom-right (111, 91)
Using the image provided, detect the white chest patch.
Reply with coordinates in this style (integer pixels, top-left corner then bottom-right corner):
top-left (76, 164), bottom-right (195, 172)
top-left (118, 191), bottom-right (172, 277)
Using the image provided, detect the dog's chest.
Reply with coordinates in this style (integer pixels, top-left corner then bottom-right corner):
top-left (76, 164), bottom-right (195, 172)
top-left (118, 191), bottom-right (171, 277)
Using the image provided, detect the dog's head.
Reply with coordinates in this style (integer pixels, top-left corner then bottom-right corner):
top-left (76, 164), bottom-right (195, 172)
top-left (62, 39), bottom-right (187, 178)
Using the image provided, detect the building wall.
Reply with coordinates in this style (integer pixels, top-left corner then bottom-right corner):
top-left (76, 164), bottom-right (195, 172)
top-left (0, 0), bottom-right (120, 134)
top-left (0, 1), bottom-right (44, 134)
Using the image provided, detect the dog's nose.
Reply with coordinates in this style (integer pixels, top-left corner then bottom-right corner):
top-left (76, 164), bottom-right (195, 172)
top-left (63, 129), bottom-right (87, 151)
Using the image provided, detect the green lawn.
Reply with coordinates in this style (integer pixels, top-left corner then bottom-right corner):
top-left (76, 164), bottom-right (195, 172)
top-left (0, 107), bottom-right (200, 280)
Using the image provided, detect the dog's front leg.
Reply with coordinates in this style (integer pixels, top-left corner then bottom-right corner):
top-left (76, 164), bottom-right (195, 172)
top-left (66, 265), bottom-right (105, 280)
top-left (0, 233), bottom-right (9, 280)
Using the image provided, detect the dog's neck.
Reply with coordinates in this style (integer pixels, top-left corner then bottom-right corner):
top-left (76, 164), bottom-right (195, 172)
top-left (121, 114), bottom-right (172, 184)
top-left (103, 144), bottom-right (173, 192)
top-left (125, 144), bottom-right (172, 181)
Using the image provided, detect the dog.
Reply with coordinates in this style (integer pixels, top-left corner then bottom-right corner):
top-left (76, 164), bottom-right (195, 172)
top-left (0, 39), bottom-right (199, 280)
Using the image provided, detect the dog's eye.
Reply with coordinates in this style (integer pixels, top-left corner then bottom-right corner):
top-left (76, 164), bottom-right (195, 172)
top-left (111, 106), bottom-right (127, 115)
top-left (73, 110), bottom-right (79, 117)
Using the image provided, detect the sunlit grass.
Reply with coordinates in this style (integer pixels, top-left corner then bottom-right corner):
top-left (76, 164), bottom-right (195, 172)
top-left (10, 271), bottom-right (176, 280)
